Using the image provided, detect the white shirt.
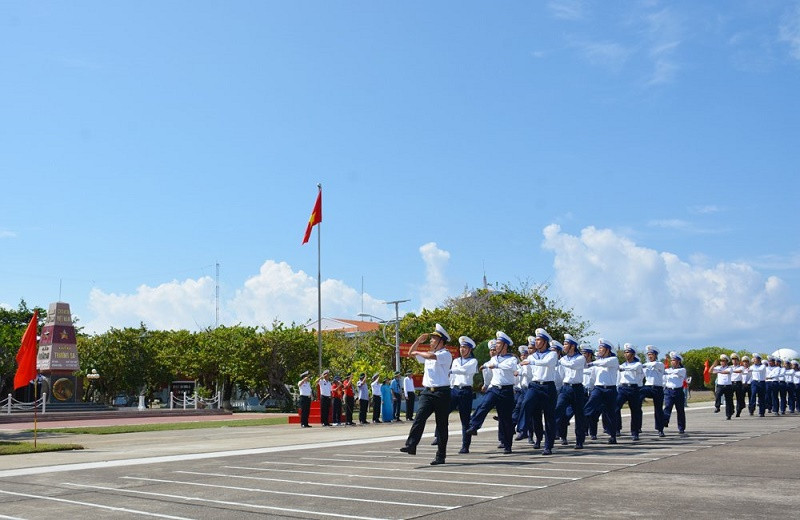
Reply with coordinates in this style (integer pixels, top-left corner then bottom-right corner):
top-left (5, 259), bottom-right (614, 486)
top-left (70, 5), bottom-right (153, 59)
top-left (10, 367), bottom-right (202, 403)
top-left (766, 365), bottom-right (781, 381)
top-left (419, 348), bottom-right (453, 388)
top-left (450, 356), bottom-right (478, 387)
top-left (370, 380), bottom-right (382, 397)
top-left (777, 366), bottom-right (786, 382)
top-left (529, 350), bottom-right (558, 382)
top-left (750, 363), bottom-right (766, 382)
top-left (784, 368), bottom-right (795, 384)
top-left (664, 367), bottom-right (687, 389)
top-left (619, 359), bottom-right (644, 385)
top-left (319, 378), bottom-right (332, 397)
top-left (298, 380), bottom-right (312, 397)
top-left (730, 363), bottom-right (744, 382)
top-left (559, 353), bottom-right (586, 385)
top-left (713, 365), bottom-right (732, 385)
top-left (486, 354), bottom-right (519, 387)
top-left (740, 365), bottom-right (752, 384)
top-left (642, 361), bottom-right (665, 386)
top-left (403, 376), bottom-right (416, 393)
top-left (591, 355), bottom-right (620, 386)
top-left (582, 365), bottom-right (596, 391)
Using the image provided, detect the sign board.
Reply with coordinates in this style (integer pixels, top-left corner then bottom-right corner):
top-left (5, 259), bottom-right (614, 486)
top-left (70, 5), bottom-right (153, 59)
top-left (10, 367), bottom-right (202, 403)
top-left (37, 302), bottom-right (80, 372)
top-left (171, 381), bottom-right (196, 396)
top-left (399, 343), bottom-right (460, 359)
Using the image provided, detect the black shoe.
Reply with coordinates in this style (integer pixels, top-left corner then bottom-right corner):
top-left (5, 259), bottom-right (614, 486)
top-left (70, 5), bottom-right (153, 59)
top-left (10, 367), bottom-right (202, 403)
top-left (431, 439), bottom-right (438, 445)
top-left (736, 411), bottom-right (741, 417)
top-left (492, 415), bottom-right (499, 421)
top-left (400, 446), bottom-right (416, 455)
top-left (759, 413), bottom-right (765, 417)
top-left (560, 438), bottom-right (569, 446)
top-left (430, 458), bottom-right (445, 465)
top-left (541, 448), bottom-right (552, 455)
top-left (574, 443), bottom-right (583, 450)
top-left (514, 432), bottom-right (526, 441)
top-left (678, 429), bottom-right (685, 434)
top-left (658, 431), bottom-right (665, 438)
top-left (373, 419), bottom-right (382, 423)
top-left (726, 416), bottom-right (731, 420)
top-left (458, 448), bottom-right (469, 454)
top-left (503, 448), bottom-right (512, 454)
top-left (590, 435), bottom-right (598, 441)
top-left (497, 443), bottom-right (505, 449)
top-left (714, 407), bottom-right (720, 413)
top-left (608, 437), bottom-right (617, 444)
top-left (663, 422), bottom-right (669, 428)
top-left (533, 442), bottom-right (541, 449)
top-left (632, 434), bottom-right (640, 441)
top-left (465, 428), bottom-right (478, 436)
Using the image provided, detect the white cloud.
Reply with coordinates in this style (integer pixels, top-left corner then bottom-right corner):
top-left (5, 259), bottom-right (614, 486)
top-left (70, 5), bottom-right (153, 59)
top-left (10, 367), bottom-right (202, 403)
top-left (779, 3), bottom-right (800, 59)
top-left (85, 277), bottom-right (217, 333)
top-left (648, 218), bottom-right (691, 230)
top-left (547, 0), bottom-right (588, 21)
top-left (542, 224), bottom-right (800, 348)
top-left (689, 204), bottom-right (721, 215)
top-left (0, 230), bottom-right (17, 239)
top-left (574, 40), bottom-right (633, 71)
top-left (418, 242), bottom-right (451, 311)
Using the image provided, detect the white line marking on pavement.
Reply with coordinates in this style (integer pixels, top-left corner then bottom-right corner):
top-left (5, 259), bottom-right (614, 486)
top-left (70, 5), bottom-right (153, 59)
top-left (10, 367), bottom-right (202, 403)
top-left (0, 489), bottom-right (194, 520)
top-left (0, 514), bottom-right (27, 520)
top-left (299, 459), bottom-right (580, 480)
top-left (176, 470), bottom-right (500, 499)
top-left (121, 477), bottom-right (456, 510)
top-left (65, 483), bottom-right (390, 520)
top-left (227, 465), bottom-right (546, 489)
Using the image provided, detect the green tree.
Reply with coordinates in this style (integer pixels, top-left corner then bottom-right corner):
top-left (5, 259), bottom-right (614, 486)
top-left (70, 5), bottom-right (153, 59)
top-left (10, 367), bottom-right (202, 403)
top-left (0, 300), bottom-right (46, 396)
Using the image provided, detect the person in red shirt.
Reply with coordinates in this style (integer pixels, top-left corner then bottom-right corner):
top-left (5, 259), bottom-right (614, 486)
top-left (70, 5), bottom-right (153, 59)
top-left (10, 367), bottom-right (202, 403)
top-left (342, 373), bottom-right (356, 425)
top-left (331, 376), bottom-right (344, 426)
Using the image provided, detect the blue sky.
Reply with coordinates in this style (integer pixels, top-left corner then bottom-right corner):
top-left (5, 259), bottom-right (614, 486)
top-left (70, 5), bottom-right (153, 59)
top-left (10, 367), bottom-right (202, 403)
top-left (2, 1), bottom-right (799, 352)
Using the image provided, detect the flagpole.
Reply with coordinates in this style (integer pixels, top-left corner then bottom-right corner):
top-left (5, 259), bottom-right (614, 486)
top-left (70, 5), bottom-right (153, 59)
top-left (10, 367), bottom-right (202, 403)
top-left (33, 371), bottom-right (39, 448)
top-left (317, 183), bottom-right (323, 376)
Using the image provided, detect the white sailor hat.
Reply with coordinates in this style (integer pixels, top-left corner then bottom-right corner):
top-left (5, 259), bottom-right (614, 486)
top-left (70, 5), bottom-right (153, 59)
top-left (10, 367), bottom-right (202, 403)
top-left (488, 339), bottom-right (497, 350)
top-left (729, 352), bottom-right (739, 359)
top-left (495, 331), bottom-right (513, 346)
top-left (535, 328), bottom-right (551, 342)
top-left (563, 334), bottom-right (578, 346)
top-left (372, 373), bottom-right (380, 381)
top-left (767, 355), bottom-right (776, 361)
top-left (623, 343), bottom-right (635, 353)
top-left (394, 370), bottom-right (401, 376)
top-left (549, 340), bottom-right (563, 352)
top-left (580, 343), bottom-right (595, 354)
top-left (518, 345), bottom-right (528, 355)
top-left (719, 354), bottom-right (730, 362)
top-left (527, 335), bottom-right (536, 346)
top-left (300, 370), bottom-right (309, 378)
top-left (322, 369), bottom-right (330, 375)
top-left (431, 323), bottom-right (450, 342)
top-left (793, 360), bottom-right (800, 366)
top-left (598, 338), bottom-right (613, 349)
top-left (741, 356), bottom-right (750, 362)
top-left (752, 352), bottom-right (762, 359)
top-left (458, 336), bottom-right (476, 349)
top-left (645, 345), bottom-right (659, 355)
top-left (669, 351), bottom-right (682, 361)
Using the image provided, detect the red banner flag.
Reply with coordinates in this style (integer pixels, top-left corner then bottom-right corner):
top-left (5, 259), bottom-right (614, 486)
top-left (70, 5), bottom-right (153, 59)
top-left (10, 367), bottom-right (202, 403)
top-left (703, 359), bottom-right (710, 384)
top-left (302, 190), bottom-right (322, 244)
top-left (14, 310), bottom-right (39, 390)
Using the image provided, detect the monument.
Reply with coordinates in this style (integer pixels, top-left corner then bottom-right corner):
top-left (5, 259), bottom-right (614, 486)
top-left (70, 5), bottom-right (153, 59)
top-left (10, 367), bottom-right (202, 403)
top-left (37, 302), bottom-right (81, 403)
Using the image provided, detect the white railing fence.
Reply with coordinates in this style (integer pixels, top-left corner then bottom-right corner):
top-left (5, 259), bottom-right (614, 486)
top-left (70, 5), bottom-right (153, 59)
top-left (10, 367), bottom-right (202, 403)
top-left (169, 391), bottom-right (222, 410)
top-left (3, 393), bottom-right (48, 414)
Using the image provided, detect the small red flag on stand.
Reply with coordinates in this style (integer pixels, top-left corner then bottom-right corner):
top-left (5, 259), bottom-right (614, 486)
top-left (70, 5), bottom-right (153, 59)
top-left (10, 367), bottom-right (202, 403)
top-left (14, 310), bottom-right (39, 390)
top-left (302, 190), bottom-right (322, 244)
top-left (703, 359), bottom-right (710, 384)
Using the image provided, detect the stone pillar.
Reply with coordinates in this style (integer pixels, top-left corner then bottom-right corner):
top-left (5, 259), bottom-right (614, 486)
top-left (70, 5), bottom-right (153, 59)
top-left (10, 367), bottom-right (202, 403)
top-left (37, 302), bottom-right (81, 403)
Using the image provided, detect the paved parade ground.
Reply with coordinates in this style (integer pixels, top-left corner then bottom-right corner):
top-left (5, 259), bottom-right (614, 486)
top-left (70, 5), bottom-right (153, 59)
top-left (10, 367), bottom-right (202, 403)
top-left (1, 404), bottom-right (799, 519)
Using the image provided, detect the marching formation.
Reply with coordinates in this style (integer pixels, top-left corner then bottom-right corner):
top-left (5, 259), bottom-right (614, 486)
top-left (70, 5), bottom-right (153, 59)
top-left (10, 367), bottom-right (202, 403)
top-left (298, 323), bottom-right (797, 467)
top-left (396, 324), bottom-right (691, 465)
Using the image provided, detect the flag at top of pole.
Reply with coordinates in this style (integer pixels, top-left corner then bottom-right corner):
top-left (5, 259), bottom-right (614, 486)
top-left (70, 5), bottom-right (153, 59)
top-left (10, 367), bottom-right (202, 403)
top-left (14, 309), bottom-right (39, 390)
top-left (302, 188), bottom-right (322, 244)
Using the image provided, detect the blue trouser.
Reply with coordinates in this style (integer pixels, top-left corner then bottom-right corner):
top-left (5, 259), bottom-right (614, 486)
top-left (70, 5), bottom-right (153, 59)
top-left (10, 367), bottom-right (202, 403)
top-left (788, 383), bottom-right (797, 413)
top-left (663, 387), bottom-right (686, 432)
top-left (616, 384), bottom-right (642, 434)
top-left (778, 381), bottom-right (788, 413)
top-left (749, 381), bottom-right (766, 415)
top-left (469, 385), bottom-right (515, 450)
top-left (767, 381), bottom-right (779, 413)
top-left (522, 382), bottom-right (558, 450)
top-left (511, 388), bottom-right (525, 428)
top-left (584, 386), bottom-right (618, 439)
top-left (639, 385), bottom-right (665, 432)
top-left (555, 383), bottom-right (586, 445)
top-left (434, 386), bottom-right (474, 449)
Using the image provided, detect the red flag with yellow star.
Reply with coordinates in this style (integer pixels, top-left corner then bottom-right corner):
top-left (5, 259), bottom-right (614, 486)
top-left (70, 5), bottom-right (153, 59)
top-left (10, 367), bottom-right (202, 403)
top-left (302, 190), bottom-right (322, 244)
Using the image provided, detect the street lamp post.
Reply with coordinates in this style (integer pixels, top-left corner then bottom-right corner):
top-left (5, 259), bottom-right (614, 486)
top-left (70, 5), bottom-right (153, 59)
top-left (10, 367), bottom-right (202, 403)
top-left (385, 300), bottom-right (409, 371)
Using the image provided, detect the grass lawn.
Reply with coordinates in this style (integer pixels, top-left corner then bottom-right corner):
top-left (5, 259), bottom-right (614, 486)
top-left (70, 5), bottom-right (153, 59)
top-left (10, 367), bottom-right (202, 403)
top-left (0, 441), bottom-right (83, 455)
top-left (32, 416), bottom-right (289, 435)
